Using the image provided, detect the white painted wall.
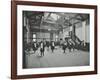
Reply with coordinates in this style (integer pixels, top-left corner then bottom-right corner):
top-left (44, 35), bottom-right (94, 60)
top-left (76, 22), bottom-right (90, 42)
top-left (0, 0), bottom-right (99, 80)
top-left (86, 25), bottom-right (90, 42)
top-left (76, 25), bottom-right (83, 40)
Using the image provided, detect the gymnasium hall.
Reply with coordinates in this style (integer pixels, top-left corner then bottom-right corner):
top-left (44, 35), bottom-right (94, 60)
top-left (23, 11), bottom-right (90, 68)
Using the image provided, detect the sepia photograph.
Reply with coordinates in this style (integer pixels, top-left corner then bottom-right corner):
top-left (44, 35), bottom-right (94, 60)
top-left (23, 11), bottom-right (90, 69)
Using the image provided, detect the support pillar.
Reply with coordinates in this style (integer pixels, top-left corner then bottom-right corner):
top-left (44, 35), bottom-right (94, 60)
top-left (82, 21), bottom-right (86, 46)
top-left (26, 19), bottom-right (30, 43)
top-left (50, 32), bottom-right (53, 41)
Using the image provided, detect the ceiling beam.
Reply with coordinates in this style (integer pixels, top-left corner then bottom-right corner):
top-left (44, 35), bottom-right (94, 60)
top-left (30, 28), bottom-right (57, 33)
top-left (63, 21), bottom-right (82, 30)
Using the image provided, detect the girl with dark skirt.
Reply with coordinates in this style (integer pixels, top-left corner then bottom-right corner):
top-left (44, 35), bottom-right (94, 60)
top-left (40, 41), bottom-right (45, 57)
top-left (62, 42), bottom-right (67, 53)
top-left (50, 41), bottom-right (55, 53)
top-left (46, 41), bottom-right (50, 51)
top-left (32, 42), bottom-right (38, 54)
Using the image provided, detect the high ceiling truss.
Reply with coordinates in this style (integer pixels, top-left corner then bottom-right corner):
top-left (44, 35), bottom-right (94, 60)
top-left (23, 11), bottom-right (89, 32)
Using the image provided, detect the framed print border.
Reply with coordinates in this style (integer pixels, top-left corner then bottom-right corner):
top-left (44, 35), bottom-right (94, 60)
top-left (11, 1), bottom-right (97, 79)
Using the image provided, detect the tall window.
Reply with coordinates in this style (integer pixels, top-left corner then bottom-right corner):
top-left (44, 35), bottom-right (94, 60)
top-left (33, 34), bottom-right (36, 42)
top-left (55, 35), bottom-right (58, 41)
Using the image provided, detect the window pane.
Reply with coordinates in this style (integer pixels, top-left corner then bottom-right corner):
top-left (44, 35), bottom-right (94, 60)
top-left (33, 34), bottom-right (36, 38)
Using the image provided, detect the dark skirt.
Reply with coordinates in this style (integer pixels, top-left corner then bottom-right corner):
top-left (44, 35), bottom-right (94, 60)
top-left (51, 46), bottom-right (54, 50)
top-left (40, 48), bottom-right (44, 52)
top-left (62, 45), bottom-right (67, 50)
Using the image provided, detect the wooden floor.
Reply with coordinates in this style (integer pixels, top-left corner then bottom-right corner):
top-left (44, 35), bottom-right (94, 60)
top-left (24, 47), bottom-right (90, 69)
